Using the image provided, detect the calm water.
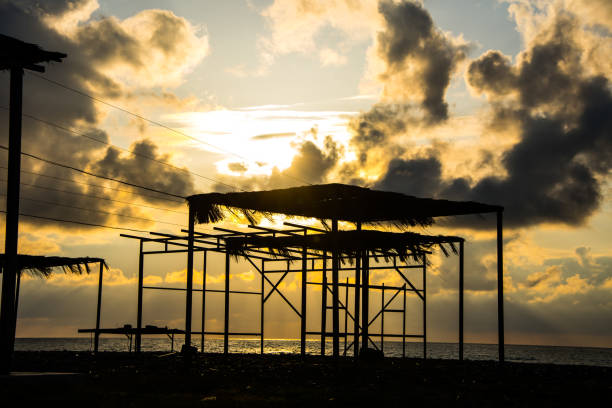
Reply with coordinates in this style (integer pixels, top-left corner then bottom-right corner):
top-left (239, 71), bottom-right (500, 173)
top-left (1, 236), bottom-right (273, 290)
top-left (14, 337), bottom-right (612, 367)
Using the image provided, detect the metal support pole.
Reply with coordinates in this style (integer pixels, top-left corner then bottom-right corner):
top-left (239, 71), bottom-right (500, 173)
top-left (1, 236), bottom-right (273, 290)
top-left (11, 270), bottom-right (22, 354)
top-left (402, 284), bottom-right (406, 358)
top-left (331, 219), bottom-right (339, 357)
top-left (423, 255), bottom-right (427, 360)
top-left (381, 283), bottom-right (385, 354)
top-left (497, 211), bottom-right (504, 363)
top-left (224, 251), bottom-right (230, 354)
top-left (201, 251), bottom-right (207, 353)
top-left (260, 260), bottom-right (265, 354)
top-left (135, 240), bottom-right (144, 352)
top-left (300, 243), bottom-right (307, 356)
top-left (459, 240), bottom-right (464, 361)
top-left (0, 67), bottom-right (23, 374)
top-left (185, 206), bottom-right (195, 348)
top-left (354, 222), bottom-right (361, 357)
top-left (361, 251), bottom-right (369, 353)
top-left (14, 271), bottom-right (20, 312)
top-left (320, 253), bottom-right (327, 356)
top-left (343, 277), bottom-right (348, 355)
top-left (95, 261), bottom-right (104, 353)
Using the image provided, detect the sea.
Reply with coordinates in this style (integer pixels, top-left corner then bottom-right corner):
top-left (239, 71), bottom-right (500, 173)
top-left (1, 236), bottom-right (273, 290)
top-left (14, 337), bottom-right (612, 367)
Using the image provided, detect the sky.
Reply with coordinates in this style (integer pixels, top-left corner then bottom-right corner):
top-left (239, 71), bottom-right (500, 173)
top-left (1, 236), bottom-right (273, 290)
top-left (0, 0), bottom-right (611, 349)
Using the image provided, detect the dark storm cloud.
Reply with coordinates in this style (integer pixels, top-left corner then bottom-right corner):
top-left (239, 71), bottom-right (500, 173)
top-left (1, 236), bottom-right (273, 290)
top-left (283, 137), bottom-right (339, 184)
top-left (377, 0), bottom-right (469, 123)
top-left (348, 103), bottom-right (412, 162)
top-left (466, 50), bottom-right (517, 96)
top-left (374, 155), bottom-right (442, 198)
top-left (349, 0), bottom-right (468, 162)
top-left (371, 13), bottom-right (612, 228)
top-left (0, 1), bottom-right (195, 229)
top-left (92, 140), bottom-right (194, 201)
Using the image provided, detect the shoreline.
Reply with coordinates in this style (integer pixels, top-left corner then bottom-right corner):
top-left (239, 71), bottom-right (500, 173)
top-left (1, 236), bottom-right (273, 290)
top-left (2, 351), bottom-right (611, 406)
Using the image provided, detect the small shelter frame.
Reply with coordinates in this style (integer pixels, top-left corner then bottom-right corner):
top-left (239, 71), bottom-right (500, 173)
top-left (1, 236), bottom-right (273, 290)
top-left (88, 223), bottom-right (465, 359)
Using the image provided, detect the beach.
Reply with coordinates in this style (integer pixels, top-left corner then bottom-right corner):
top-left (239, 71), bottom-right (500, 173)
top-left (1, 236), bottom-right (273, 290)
top-left (2, 351), bottom-right (611, 407)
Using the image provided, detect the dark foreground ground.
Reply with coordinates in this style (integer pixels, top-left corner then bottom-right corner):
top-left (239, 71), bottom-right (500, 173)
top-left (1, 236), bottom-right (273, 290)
top-left (2, 351), bottom-right (611, 407)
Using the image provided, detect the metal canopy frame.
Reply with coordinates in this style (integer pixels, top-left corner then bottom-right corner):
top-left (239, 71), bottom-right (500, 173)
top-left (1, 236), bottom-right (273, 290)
top-left (86, 221), bottom-right (471, 360)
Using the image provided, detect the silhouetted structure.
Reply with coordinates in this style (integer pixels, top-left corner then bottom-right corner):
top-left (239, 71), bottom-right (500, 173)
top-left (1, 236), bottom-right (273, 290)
top-left (85, 184), bottom-right (504, 361)
top-left (0, 255), bottom-right (104, 359)
top-left (0, 34), bottom-right (66, 374)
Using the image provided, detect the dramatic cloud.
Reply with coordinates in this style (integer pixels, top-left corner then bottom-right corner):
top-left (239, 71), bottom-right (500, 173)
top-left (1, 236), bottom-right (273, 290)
top-left (0, 0), bottom-right (205, 230)
top-left (349, 0), bottom-right (469, 164)
top-left (369, 8), bottom-right (612, 228)
top-left (92, 140), bottom-right (194, 202)
top-left (375, 155), bottom-right (442, 198)
top-left (376, 0), bottom-right (469, 123)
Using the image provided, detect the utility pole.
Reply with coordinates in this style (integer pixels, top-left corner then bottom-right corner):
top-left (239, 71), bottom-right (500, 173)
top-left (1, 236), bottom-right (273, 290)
top-left (0, 34), bottom-right (65, 374)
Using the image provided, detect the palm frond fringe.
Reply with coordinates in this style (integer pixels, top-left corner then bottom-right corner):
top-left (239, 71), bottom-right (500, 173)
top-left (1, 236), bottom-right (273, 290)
top-left (0, 255), bottom-right (106, 279)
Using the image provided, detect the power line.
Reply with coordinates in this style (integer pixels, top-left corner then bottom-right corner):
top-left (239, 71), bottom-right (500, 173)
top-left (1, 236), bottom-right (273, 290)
top-left (0, 144), bottom-right (186, 200)
top-left (27, 72), bottom-right (313, 187)
top-left (0, 106), bottom-right (241, 192)
top-left (0, 193), bottom-right (185, 228)
top-left (0, 178), bottom-right (187, 214)
top-left (0, 209), bottom-right (153, 233)
top-left (0, 165), bottom-right (185, 204)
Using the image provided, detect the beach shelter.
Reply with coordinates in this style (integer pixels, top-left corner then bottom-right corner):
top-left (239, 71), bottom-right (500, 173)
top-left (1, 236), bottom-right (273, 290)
top-left (186, 183), bottom-right (506, 361)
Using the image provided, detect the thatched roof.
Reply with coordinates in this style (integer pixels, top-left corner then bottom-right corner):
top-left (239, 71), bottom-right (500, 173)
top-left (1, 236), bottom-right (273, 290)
top-left (187, 183), bottom-right (502, 228)
top-left (0, 34), bottom-right (66, 72)
top-left (0, 254), bottom-right (106, 278)
top-left (225, 230), bottom-right (463, 262)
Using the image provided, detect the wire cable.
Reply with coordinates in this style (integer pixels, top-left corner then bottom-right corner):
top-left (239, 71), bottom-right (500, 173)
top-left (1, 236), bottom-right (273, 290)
top-left (0, 178), bottom-right (187, 214)
top-left (0, 193), bottom-right (185, 228)
top-left (0, 106), bottom-right (241, 192)
top-left (0, 209), bottom-right (153, 233)
top-left (0, 165), bottom-right (185, 204)
top-left (27, 72), bottom-right (313, 187)
top-left (0, 144), bottom-right (186, 199)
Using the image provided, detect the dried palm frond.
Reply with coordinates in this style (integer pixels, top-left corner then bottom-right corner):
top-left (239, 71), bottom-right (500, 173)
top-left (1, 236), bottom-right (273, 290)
top-left (224, 230), bottom-right (463, 264)
top-left (188, 183), bottom-right (501, 228)
top-left (0, 255), bottom-right (106, 279)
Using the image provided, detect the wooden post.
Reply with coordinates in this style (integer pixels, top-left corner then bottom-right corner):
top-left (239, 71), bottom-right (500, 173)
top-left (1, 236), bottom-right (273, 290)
top-left (300, 242), bottom-right (307, 356)
top-left (361, 251), bottom-right (369, 353)
top-left (135, 240), bottom-right (144, 353)
top-left (224, 251), bottom-right (230, 354)
top-left (423, 254), bottom-right (427, 360)
top-left (201, 251), bottom-right (207, 353)
top-left (95, 261), bottom-right (104, 353)
top-left (0, 67), bottom-right (23, 374)
top-left (354, 222), bottom-right (361, 357)
top-left (331, 219), bottom-right (339, 357)
top-left (459, 240), bottom-right (464, 361)
top-left (497, 211), bottom-right (504, 363)
top-left (185, 206), bottom-right (195, 349)
top-left (320, 253), bottom-right (327, 355)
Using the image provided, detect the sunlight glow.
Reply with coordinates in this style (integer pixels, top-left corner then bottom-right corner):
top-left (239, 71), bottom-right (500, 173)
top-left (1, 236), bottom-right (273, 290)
top-left (163, 108), bottom-right (355, 175)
